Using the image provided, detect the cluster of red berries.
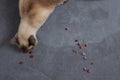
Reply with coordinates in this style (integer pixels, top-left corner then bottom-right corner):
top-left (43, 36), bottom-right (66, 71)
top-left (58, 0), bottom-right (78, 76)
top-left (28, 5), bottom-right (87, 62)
top-left (19, 50), bottom-right (34, 65)
top-left (73, 39), bottom-right (94, 73)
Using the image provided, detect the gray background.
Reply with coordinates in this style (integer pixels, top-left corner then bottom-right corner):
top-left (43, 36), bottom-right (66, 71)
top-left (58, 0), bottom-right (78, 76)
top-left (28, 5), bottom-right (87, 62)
top-left (0, 0), bottom-right (120, 80)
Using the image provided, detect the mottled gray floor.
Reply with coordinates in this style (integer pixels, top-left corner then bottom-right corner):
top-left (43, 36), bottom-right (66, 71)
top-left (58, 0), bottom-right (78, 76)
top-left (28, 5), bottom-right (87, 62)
top-left (0, 0), bottom-right (120, 80)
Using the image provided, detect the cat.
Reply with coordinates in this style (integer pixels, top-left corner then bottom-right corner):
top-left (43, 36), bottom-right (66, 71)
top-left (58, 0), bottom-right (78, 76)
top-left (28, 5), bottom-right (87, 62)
top-left (11, 0), bottom-right (68, 51)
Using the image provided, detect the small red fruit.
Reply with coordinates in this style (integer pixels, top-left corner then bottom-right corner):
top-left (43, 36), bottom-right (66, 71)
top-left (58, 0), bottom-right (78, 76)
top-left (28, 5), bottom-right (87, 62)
top-left (29, 51), bottom-right (33, 54)
top-left (86, 68), bottom-right (91, 73)
top-left (84, 43), bottom-right (88, 47)
top-left (83, 56), bottom-right (87, 60)
top-left (30, 55), bottom-right (34, 58)
top-left (77, 42), bottom-right (80, 46)
top-left (73, 49), bottom-right (78, 54)
top-left (19, 61), bottom-right (23, 64)
top-left (79, 46), bottom-right (82, 49)
top-left (75, 40), bottom-right (78, 42)
top-left (83, 68), bottom-right (92, 73)
top-left (65, 27), bottom-right (69, 31)
top-left (90, 62), bottom-right (94, 65)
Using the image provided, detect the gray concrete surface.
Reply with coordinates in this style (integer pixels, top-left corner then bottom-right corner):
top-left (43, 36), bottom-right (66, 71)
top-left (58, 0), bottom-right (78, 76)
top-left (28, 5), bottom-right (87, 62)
top-left (0, 0), bottom-right (120, 80)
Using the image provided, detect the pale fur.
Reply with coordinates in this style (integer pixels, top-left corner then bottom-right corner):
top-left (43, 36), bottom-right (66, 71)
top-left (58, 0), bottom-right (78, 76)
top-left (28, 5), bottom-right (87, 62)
top-left (11, 0), bottom-right (67, 50)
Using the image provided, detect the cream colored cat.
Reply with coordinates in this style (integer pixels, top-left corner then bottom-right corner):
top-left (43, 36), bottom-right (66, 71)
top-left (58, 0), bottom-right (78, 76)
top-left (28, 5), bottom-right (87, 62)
top-left (11, 0), bottom-right (68, 51)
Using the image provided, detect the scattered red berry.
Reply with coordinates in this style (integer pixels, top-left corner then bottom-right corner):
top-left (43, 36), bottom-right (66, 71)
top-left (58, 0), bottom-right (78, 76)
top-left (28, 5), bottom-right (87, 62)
top-left (29, 50), bottom-right (33, 54)
top-left (73, 49), bottom-right (78, 54)
top-left (83, 68), bottom-right (92, 73)
top-left (29, 54), bottom-right (34, 58)
top-left (75, 40), bottom-right (78, 42)
top-left (83, 56), bottom-right (87, 60)
top-left (65, 27), bottom-right (69, 31)
top-left (77, 42), bottom-right (83, 49)
top-left (90, 62), bottom-right (94, 65)
top-left (84, 43), bottom-right (88, 47)
top-left (86, 68), bottom-right (92, 73)
top-left (79, 45), bottom-right (82, 49)
top-left (77, 42), bottom-right (80, 46)
top-left (19, 61), bottom-right (23, 64)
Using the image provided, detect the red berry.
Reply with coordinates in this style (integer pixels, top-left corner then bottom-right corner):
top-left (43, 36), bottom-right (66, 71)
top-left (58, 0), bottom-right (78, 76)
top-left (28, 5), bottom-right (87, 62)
top-left (73, 49), bottom-right (78, 54)
top-left (90, 62), bottom-right (94, 65)
top-left (77, 43), bottom-right (83, 49)
top-left (86, 68), bottom-right (91, 73)
top-left (29, 50), bottom-right (33, 54)
top-left (79, 44), bottom-right (83, 49)
top-left (79, 46), bottom-right (82, 49)
top-left (75, 40), bottom-right (78, 42)
top-left (77, 42), bottom-right (80, 46)
top-left (84, 43), bottom-right (88, 47)
top-left (19, 61), bottom-right (23, 64)
top-left (65, 27), bottom-right (69, 31)
top-left (83, 56), bottom-right (87, 60)
top-left (83, 68), bottom-right (92, 73)
top-left (30, 55), bottom-right (34, 58)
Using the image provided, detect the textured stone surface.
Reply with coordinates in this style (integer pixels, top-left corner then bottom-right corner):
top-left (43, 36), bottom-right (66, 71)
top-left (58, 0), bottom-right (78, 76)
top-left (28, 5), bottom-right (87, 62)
top-left (0, 0), bottom-right (120, 80)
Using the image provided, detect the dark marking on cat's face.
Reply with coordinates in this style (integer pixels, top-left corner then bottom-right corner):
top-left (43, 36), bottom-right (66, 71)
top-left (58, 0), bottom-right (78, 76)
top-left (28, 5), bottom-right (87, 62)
top-left (16, 37), bottom-right (20, 45)
top-left (28, 35), bottom-right (36, 46)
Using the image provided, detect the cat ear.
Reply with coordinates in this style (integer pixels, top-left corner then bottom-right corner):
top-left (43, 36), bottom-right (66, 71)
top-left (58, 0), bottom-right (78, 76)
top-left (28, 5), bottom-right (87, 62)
top-left (10, 33), bottom-right (19, 45)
